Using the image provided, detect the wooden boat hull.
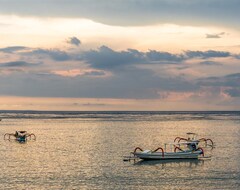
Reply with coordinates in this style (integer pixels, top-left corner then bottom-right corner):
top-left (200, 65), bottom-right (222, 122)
top-left (134, 150), bottom-right (202, 160)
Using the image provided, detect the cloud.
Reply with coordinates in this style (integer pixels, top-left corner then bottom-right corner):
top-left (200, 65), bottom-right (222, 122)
top-left (82, 46), bottom-right (144, 69)
top-left (82, 47), bottom-right (235, 70)
top-left (0, 44), bottom-right (239, 105)
top-left (52, 69), bottom-right (106, 77)
top-left (67, 37), bottom-right (81, 46)
top-left (84, 70), bottom-right (106, 76)
top-left (0, 46), bottom-right (27, 53)
top-left (199, 61), bottom-right (222, 66)
top-left (1, 45), bottom-right (233, 69)
top-left (224, 88), bottom-right (240, 97)
top-left (74, 103), bottom-right (107, 107)
top-left (0, 60), bottom-right (198, 99)
top-left (27, 48), bottom-right (71, 61)
top-left (185, 50), bottom-right (231, 59)
top-left (0, 48), bottom-right (239, 111)
top-left (233, 54), bottom-right (240, 59)
top-left (0, 0), bottom-right (240, 28)
top-left (146, 50), bottom-right (184, 63)
top-left (0, 46), bottom-right (72, 62)
top-left (82, 46), bottom-right (185, 70)
top-left (0, 61), bottom-right (40, 67)
top-left (206, 32), bottom-right (225, 39)
top-left (198, 73), bottom-right (240, 88)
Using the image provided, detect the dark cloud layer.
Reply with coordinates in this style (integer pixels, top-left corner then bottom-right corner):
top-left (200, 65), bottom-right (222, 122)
top-left (0, 67), bottom-right (197, 99)
top-left (0, 45), bottom-right (239, 102)
top-left (83, 47), bottom-right (232, 70)
top-left (1, 45), bottom-right (235, 70)
top-left (0, 0), bottom-right (239, 28)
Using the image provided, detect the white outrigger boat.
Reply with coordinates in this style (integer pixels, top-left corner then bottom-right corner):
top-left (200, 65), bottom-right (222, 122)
top-left (130, 141), bottom-right (204, 161)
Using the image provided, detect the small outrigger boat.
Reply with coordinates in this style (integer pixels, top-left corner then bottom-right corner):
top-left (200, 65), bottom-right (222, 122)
top-left (126, 142), bottom-right (204, 161)
top-left (4, 131), bottom-right (36, 143)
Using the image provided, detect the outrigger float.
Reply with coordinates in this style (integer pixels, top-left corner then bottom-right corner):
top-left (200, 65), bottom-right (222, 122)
top-left (4, 131), bottom-right (36, 143)
top-left (124, 133), bottom-right (214, 161)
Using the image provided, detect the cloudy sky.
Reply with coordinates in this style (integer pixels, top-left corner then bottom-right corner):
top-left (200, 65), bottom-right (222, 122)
top-left (0, 0), bottom-right (240, 111)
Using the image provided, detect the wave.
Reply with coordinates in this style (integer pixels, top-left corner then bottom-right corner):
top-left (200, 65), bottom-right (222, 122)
top-left (0, 110), bottom-right (239, 121)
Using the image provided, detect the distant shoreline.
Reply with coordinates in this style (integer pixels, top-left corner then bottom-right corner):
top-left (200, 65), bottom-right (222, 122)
top-left (0, 110), bottom-right (239, 113)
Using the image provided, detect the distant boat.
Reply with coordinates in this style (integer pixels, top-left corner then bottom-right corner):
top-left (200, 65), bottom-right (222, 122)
top-left (4, 131), bottom-right (36, 143)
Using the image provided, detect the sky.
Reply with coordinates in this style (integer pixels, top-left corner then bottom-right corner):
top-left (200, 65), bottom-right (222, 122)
top-left (0, 0), bottom-right (240, 111)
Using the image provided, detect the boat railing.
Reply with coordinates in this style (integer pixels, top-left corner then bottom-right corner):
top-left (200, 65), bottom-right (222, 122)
top-left (133, 147), bottom-right (143, 154)
top-left (152, 147), bottom-right (164, 157)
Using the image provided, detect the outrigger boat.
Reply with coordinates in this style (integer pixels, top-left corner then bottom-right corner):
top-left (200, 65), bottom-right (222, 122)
top-left (125, 141), bottom-right (205, 161)
top-left (124, 133), bottom-right (213, 161)
top-left (4, 131), bottom-right (36, 143)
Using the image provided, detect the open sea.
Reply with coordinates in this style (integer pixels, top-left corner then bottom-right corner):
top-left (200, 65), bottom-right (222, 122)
top-left (0, 111), bottom-right (239, 189)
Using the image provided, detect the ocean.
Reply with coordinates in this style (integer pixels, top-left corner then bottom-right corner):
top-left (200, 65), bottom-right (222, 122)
top-left (0, 111), bottom-right (239, 189)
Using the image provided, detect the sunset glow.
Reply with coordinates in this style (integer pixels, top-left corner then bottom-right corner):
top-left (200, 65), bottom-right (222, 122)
top-left (0, 0), bottom-right (240, 111)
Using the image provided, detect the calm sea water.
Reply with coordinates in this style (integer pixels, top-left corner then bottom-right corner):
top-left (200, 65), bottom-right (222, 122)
top-left (0, 111), bottom-right (239, 189)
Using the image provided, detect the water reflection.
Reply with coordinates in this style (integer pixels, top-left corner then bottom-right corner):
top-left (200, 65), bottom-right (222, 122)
top-left (133, 159), bottom-right (205, 168)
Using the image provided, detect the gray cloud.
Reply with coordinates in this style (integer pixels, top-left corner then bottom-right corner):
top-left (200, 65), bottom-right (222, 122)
top-left (146, 50), bottom-right (184, 63)
top-left (224, 88), bottom-right (240, 97)
top-left (0, 0), bottom-right (239, 28)
top-left (191, 73), bottom-right (240, 100)
top-left (234, 54), bottom-right (240, 59)
top-left (185, 50), bottom-right (231, 59)
top-left (198, 73), bottom-right (240, 88)
top-left (0, 61), bottom-right (40, 67)
top-left (1, 45), bottom-right (235, 71)
top-left (27, 48), bottom-right (71, 61)
top-left (206, 32), bottom-right (225, 39)
top-left (83, 47), bottom-right (234, 70)
top-left (84, 70), bottom-right (106, 76)
top-left (199, 61), bottom-right (222, 66)
top-left (0, 60), bottom-right (197, 99)
top-left (0, 46), bottom-right (27, 53)
top-left (67, 37), bottom-right (81, 46)
top-left (82, 46), bottom-right (144, 69)
top-left (0, 46), bottom-right (236, 74)
top-left (82, 46), bottom-right (185, 70)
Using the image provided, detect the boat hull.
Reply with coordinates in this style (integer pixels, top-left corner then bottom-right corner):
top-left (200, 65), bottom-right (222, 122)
top-left (16, 137), bottom-right (27, 143)
top-left (134, 150), bottom-right (202, 160)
